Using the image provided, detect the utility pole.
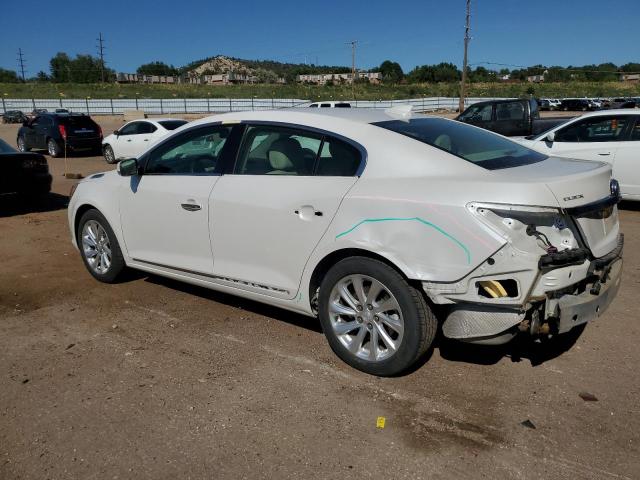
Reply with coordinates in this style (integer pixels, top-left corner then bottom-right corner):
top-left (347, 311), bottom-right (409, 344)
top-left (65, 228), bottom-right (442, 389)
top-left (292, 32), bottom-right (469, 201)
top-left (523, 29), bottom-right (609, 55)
top-left (17, 48), bottom-right (26, 82)
top-left (349, 40), bottom-right (358, 82)
top-left (97, 32), bottom-right (106, 82)
top-left (458, 0), bottom-right (471, 113)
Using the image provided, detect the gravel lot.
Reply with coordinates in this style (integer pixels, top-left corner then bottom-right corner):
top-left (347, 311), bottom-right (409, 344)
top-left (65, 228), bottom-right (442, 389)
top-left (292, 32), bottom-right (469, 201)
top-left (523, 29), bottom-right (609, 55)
top-left (1, 114), bottom-right (639, 480)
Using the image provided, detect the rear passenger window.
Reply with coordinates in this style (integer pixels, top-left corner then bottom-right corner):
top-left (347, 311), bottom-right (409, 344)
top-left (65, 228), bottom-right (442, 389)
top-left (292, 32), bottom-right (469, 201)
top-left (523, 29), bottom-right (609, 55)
top-left (315, 138), bottom-right (362, 176)
top-left (496, 102), bottom-right (525, 121)
top-left (138, 122), bottom-right (157, 134)
top-left (234, 125), bottom-right (363, 176)
top-left (235, 126), bottom-right (322, 175)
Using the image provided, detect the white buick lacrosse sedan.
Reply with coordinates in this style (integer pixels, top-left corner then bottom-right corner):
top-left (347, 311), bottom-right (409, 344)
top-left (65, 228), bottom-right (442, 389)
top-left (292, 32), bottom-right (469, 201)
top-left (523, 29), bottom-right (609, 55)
top-left (68, 107), bottom-right (623, 376)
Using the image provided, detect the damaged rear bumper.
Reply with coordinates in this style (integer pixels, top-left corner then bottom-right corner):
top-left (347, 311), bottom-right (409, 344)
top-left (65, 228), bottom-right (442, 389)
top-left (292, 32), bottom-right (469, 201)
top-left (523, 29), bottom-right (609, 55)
top-left (424, 234), bottom-right (624, 344)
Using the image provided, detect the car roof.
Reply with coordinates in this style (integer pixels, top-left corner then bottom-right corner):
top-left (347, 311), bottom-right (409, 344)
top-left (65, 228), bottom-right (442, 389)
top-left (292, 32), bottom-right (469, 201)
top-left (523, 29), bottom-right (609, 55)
top-left (569, 109), bottom-right (639, 117)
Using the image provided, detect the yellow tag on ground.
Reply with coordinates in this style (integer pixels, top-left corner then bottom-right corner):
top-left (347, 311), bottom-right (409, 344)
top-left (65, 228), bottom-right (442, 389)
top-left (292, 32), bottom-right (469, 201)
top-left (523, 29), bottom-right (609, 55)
top-left (376, 416), bottom-right (386, 429)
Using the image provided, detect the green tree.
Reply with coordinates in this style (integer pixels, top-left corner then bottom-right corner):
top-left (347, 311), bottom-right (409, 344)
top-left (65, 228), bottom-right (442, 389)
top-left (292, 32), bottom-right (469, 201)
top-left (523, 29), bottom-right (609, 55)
top-left (379, 60), bottom-right (403, 83)
top-left (136, 61), bottom-right (178, 76)
top-left (0, 68), bottom-right (20, 83)
top-left (49, 52), bottom-right (114, 83)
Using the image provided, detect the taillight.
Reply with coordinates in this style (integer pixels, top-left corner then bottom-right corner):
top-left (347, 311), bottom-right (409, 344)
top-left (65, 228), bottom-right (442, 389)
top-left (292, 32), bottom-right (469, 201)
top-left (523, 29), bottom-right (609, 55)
top-left (58, 124), bottom-right (67, 140)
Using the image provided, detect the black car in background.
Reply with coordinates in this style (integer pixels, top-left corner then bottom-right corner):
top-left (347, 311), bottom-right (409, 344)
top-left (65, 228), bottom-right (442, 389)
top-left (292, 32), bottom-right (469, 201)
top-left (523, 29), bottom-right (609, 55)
top-left (559, 99), bottom-right (595, 111)
top-left (2, 110), bottom-right (27, 124)
top-left (17, 113), bottom-right (103, 157)
top-left (0, 138), bottom-right (51, 196)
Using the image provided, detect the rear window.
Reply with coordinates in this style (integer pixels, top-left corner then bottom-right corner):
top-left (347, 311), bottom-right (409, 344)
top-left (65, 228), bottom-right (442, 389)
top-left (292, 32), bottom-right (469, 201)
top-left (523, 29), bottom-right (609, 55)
top-left (58, 116), bottom-right (98, 129)
top-left (373, 117), bottom-right (547, 170)
top-left (158, 120), bottom-right (188, 130)
top-left (335, 103), bottom-right (351, 108)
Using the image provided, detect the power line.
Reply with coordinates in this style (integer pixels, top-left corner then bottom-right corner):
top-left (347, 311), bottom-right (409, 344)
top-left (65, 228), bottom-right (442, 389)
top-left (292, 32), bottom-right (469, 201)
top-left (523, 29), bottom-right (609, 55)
top-left (17, 48), bottom-right (26, 81)
top-left (97, 32), bottom-right (106, 82)
top-left (459, 0), bottom-right (471, 112)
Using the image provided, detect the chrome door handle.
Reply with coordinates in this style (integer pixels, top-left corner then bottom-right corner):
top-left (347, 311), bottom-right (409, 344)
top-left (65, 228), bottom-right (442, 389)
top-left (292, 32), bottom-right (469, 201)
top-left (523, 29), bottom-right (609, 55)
top-left (294, 206), bottom-right (323, 218)
top-left (597, 152), bottom-right (611, 156)
top-left (144, 139), bottom-right (149, 142)
top-left (181, 203), bottom-right (201, 212)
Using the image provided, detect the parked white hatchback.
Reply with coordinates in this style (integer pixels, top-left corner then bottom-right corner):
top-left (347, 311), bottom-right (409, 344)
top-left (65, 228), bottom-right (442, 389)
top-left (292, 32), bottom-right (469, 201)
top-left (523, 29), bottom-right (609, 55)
top-left (102, 118), bottom-right (188, 163)
top-left (69, 107), bottom-right (623, 375)
top-left (520, 109), bottom-right (640, 200)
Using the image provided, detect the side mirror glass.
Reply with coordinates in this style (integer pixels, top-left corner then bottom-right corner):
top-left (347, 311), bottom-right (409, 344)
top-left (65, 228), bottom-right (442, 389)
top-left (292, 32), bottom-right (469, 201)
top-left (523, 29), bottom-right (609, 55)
top-left (117, 158), bottom-right (139, 176)
top-left (545, 131), bottom-right (556, 143)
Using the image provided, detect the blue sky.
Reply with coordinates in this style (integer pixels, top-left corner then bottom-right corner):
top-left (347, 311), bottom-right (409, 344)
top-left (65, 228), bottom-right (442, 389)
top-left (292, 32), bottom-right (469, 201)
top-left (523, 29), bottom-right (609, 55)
top-left (1, 0), bottom-right (639, 76)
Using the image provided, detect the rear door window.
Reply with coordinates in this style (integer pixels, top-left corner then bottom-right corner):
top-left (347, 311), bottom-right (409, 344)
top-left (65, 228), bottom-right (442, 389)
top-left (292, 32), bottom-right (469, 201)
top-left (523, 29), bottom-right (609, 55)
top-left (158, 120), bottom-right (188, 130)
top-left (496, 101), bottom-right (525, 121)
top-left (138, 122), bottom-right (157, 134)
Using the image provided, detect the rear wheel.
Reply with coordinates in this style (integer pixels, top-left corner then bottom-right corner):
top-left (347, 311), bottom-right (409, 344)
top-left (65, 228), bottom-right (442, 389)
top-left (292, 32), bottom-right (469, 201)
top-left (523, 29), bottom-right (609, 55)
top-left (103, 144), bottom-right (116, 164)
top-left (77, 209), bottom-right (126, 283)
top-left (318, 257), bottom-right (436, 376)
top-left (47, 138), bottom-right (61, 157)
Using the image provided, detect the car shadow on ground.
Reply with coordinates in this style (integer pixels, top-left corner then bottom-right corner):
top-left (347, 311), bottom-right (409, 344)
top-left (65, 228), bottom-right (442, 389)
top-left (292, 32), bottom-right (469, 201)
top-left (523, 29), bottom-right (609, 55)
top-left (141, 273), bottom-right (585, 371)
top-left (0, 192), bottom-right (68, 218)
top-left (436, 325), bottom-right (586, 367)
top-left (144, 274), bottom-right (324, 334)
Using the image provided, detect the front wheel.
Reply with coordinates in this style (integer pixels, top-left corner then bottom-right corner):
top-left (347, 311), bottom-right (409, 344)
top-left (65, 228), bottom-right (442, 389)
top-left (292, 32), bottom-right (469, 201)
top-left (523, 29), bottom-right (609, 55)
top-left (47, 138), bottom-right (61, 157)
top-left (77, 209), bottom-right (126, 283)
top-left (318, 257), bottom-right (437, 376)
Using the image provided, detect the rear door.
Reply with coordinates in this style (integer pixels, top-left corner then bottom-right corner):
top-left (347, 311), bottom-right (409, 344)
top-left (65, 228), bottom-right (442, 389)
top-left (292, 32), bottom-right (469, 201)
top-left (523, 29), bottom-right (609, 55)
top-left (209, 123), bottom-right (363, 299)
top-left (610, 115), bottom-right (640, 198)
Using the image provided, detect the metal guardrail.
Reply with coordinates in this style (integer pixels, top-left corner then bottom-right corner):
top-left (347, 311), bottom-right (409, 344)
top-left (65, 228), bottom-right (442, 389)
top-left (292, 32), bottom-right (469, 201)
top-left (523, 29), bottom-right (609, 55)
top-left (0, 96), bottom-right (506, 115)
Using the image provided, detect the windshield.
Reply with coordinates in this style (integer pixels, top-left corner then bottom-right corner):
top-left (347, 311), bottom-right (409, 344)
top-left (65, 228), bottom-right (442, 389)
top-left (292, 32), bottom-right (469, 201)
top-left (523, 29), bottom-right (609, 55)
top-left (373, 117), bottom-right (547, 170)
top-left (158, 120), bottom-right (188, 130)
top-left (0, 138), bottom-right (16, 153)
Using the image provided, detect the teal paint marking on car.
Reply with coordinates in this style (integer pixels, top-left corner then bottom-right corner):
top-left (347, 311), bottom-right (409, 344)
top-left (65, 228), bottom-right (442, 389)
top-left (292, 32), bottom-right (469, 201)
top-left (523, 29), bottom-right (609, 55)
top-left (335, 217), bottom-right (472, 264)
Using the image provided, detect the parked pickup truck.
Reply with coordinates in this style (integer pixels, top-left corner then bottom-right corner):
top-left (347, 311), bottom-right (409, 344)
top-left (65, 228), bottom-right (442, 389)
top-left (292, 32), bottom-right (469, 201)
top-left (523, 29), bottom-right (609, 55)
top-left (456, 98), bottom-right (569, 137)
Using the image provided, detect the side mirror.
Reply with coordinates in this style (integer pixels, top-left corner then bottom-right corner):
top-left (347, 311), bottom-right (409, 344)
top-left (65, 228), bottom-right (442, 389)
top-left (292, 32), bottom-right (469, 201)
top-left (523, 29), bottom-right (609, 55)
top-left (22, 120), bottom-right (30, 127)
top-left (545, 131), bottom-right (556, 143)
top-left (113, 129), bottom-right (119, 136)
top-left (117, 158), bottom-right (139, 176)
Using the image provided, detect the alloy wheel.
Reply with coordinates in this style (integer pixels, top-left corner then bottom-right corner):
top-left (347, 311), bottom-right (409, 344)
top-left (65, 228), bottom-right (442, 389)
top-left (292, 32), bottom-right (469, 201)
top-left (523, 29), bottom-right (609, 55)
top-left (81, 220), bottom-right (112, 274)
top-left (17, 137), bottom-right (25, 152)
top-left (327, 274), bottom-right (404, 362)
top-left (48, 139), bottom-right (57, 156)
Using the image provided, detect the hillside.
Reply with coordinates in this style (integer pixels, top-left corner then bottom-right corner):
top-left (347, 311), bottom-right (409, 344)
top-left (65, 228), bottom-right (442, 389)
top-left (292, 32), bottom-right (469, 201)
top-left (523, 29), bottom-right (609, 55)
top-left (182, 55), bottom-right (352, 81)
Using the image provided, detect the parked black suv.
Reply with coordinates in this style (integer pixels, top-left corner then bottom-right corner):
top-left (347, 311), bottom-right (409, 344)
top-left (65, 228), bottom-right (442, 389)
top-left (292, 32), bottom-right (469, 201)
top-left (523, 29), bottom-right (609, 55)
top-left (559, 99), bottom-right (595, 112)
top-left (17, 113), bottom-right (103, 157)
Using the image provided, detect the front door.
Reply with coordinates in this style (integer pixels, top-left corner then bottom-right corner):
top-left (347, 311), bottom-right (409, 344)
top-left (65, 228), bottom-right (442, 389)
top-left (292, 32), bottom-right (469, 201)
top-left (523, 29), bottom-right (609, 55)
top-left (611, 116), bottom-right (640, 197)
top-left (119, 124), bottom-right (234, 273)
top-left (210, 124), bottom-right (362, 298)
top-left (534, 115), bottom-right (632, 162)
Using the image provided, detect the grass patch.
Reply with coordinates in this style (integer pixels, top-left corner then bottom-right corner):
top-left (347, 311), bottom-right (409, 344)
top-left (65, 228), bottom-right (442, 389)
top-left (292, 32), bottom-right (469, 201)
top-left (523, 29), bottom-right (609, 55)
top-left (0, 82), bottom-right (638, 100)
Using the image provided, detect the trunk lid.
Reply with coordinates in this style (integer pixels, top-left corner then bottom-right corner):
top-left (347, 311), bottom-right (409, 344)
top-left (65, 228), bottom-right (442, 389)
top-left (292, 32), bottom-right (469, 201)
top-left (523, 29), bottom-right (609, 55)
top-left (497, 156), bottom-right (619, 258)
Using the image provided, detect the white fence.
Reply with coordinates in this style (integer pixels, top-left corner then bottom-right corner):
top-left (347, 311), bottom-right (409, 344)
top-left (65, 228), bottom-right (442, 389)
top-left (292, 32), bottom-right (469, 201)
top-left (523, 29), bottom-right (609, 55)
top-left (0, 96), bottom-right (506, 115)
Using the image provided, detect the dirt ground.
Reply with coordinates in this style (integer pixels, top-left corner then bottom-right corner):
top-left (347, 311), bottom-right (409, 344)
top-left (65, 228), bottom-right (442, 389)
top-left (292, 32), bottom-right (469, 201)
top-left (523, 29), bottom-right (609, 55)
top-left (0, 114), bottom-right (639, 480)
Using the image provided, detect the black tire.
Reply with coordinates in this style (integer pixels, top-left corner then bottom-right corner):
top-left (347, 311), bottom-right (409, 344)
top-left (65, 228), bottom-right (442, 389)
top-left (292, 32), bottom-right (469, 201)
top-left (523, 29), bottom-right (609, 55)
top-left (103, 144), bottom-right (116, 164)
top-left (318, 257), bottom-right (437, 376)
top-left (17, 135), bottom-right (30, 152)
top-left (47, 138), bottom-right (61, 157)
top-left (77, 209), bottom-right (126, 283)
